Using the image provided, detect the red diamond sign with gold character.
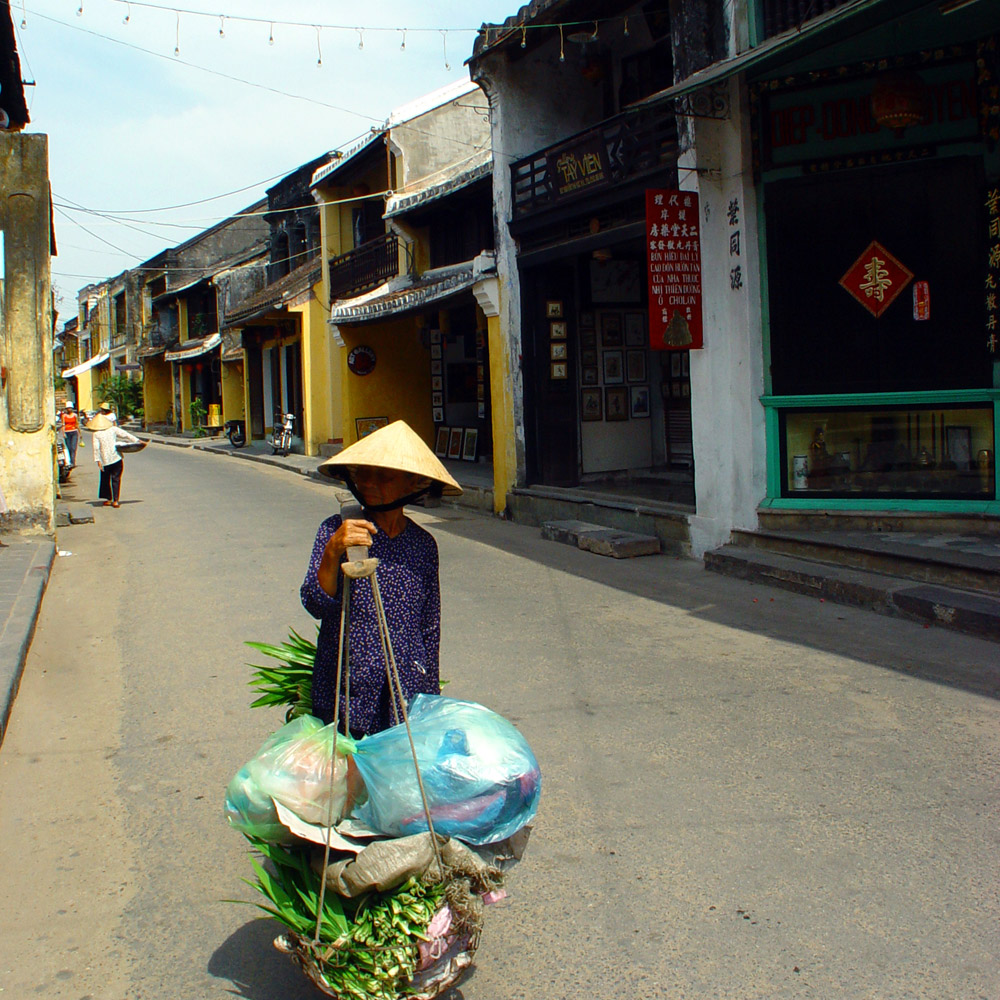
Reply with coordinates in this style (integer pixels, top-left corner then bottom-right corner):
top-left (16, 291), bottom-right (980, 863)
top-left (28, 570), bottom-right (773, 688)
top-left (839, 241), bottom-right (914, 318)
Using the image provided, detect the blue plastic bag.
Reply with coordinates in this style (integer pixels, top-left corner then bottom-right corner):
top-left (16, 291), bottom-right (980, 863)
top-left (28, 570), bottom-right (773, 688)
top-left (351, 695), bottom-right (541, 846)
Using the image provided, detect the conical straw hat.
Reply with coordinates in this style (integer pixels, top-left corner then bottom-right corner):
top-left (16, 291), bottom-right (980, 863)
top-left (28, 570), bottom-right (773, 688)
top-left (85, 413), bottom-right (114, 432)
top-left (317, 420), bottom-right (462, 495)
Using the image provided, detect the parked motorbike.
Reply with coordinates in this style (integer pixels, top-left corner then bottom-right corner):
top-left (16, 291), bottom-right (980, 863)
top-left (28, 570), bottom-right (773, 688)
top-left (270, 412), bottom-right (294, 456)
top-left (56, 431), bottom-right (73, 484)
top-left (226, 419), bottom-right (246, 448)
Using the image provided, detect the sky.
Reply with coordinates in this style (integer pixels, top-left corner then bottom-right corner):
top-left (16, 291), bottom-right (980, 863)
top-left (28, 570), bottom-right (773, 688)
top-left (12, 0), bottom-right (516, 324)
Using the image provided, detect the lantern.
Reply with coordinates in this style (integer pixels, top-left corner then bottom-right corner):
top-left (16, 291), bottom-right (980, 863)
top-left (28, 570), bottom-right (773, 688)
top-left (871, 70), bottom-right (928, 136)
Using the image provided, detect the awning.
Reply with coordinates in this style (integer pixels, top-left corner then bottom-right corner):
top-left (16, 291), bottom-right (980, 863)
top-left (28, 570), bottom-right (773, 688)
top-left (62, 352), bottom-right (110, 378)
top-left (164, 332), bottom-right (222, 362)
top-left (329, 266), bottom-right (476, 325)
top-left (630, 0), bottom-right (938, 110)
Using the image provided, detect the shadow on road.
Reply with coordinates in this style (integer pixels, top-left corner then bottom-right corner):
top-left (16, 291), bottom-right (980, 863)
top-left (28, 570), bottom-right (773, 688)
top-left (208, 917), bottom-right (469, 999)
top-left (208, 917), bottom-right (318, 999)
top-left (428, 510), bottom-right (1000, 703)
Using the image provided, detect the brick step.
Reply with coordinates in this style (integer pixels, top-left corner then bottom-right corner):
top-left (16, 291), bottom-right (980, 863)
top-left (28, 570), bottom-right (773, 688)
top-left (705, 544), bottom-right (1000, 642)
top-left (541, 519), bottom-right (661, 559)
top-left (731, 528), bottom-right (1000, 595)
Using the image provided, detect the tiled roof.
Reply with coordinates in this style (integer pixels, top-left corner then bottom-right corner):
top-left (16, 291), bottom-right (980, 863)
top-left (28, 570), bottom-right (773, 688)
top-left (470, 0), bottom-right (571, 61)
top-left (329, 264), bottom-right (475, 325)
top-left (384, 154), bottom-right (492, 218)
top-left (223, 259), bottom-right (322, 325)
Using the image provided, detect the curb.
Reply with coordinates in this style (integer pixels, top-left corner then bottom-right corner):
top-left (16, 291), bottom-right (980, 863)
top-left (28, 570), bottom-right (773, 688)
top-left (0, 538), bottom-right (56, 748)
top-left (705, 544), bottom-right (1000, 642)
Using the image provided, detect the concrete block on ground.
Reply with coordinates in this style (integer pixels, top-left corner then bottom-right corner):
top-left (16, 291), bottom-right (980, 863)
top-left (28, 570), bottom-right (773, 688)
top-left (541, 519), bottom-right (604, 547)
top-left (55, 506), bottom-right (71, 527)
top-left (578, 529), bottom-right (661, 558)
top-left (543, 520), bottom-right (661, 558)
top-left (67, 506), bottom-right (94, 525)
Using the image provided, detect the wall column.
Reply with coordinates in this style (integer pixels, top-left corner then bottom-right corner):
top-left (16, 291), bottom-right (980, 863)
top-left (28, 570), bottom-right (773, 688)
top-left (473, 256), bottom-right (512, 515)
top-left (0, 133), bottom-right (55, 533)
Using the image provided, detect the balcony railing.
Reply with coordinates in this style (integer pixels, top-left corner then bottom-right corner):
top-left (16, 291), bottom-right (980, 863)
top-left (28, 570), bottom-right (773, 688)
top-left (328, 232), bottom-right (399, 301)
top-left (111, 330), bottom-right (128, 349)
top-left (760, 0), bottom-right (852, 39)
top-left (510, 109), bottom-right (678, 220)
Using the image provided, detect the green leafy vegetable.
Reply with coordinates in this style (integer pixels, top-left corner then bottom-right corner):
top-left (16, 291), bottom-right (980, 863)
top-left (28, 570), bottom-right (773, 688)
top-left (246, 629), bottom-right (316, 720)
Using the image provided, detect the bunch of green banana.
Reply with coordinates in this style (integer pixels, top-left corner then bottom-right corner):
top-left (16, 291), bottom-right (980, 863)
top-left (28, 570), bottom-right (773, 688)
top-left (239, 838), bottom-right (447, 999)
top-left (321, 877), bottom-right (447, 1000)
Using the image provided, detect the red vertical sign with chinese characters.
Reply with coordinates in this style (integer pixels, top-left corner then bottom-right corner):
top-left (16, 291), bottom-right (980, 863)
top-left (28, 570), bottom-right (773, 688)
top-left (646, 189), bottom-right (703, 350)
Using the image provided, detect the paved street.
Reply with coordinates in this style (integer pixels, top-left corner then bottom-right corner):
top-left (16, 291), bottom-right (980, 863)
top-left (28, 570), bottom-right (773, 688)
top-left (1, 444), bottom-right (998, 1000)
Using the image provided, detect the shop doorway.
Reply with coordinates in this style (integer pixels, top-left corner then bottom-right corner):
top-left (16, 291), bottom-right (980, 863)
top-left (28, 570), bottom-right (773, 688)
top-left (524, 254), bottom-right (694, 501)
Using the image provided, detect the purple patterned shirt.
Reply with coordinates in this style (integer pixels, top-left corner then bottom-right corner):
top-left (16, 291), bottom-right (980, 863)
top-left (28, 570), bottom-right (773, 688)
top-left (301, 514), bottom-right (441, 735)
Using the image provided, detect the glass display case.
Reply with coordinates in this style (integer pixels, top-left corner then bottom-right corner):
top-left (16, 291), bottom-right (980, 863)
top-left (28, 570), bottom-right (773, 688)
top-left (779, 403), bottom-right (995, 499)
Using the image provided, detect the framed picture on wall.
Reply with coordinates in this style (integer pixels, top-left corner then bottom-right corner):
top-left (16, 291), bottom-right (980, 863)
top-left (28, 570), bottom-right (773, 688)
top-left (432, 391), bottom-right (443, 407)
top-left (626, 350), bottom-right (646, 383)
top-left (435, 426), bottom-right (450, 456)
top-left (430, 344), bottom-right (442, 360)
top-left (462, 428), bottom-right (479, 462)
top-left (581, 348), bottom-right (598, 367)
top-left (477, 402), bottom-right (485, 418)
top-left (448, 427), bottom-right (464, 459)
top-left (356, 416), bottom-right (388, 438)
top-left (432, 375), bottom-right (443, 391)
top-left (550, 341), bottom-right (568, 360)
top-left (545, 300), bottom-right (563, 318)
top-left (630, 386), bottom-right (650, 418)
top-left (605, 386), bottom-right (628, 421)
top-left (580, 330), bottom-right (597, 349)
top-left (603, 350), bottom-right (624, 384)
top-left (625, 312), bottom-right (646, 346)
top-left (430, 329), bottom-right (442, 345)
top-left (431, 360), bottom-right (442, 375)
top-left (550, 361), bottom-right (568, 380)
top-left (581, 365), bottom-right (599, 385)
top-left (579, 310), bottom-right (595, 329)
top-left (432, 407), bottom-right (444, 423)
top-left (590, 259), bottom-right (642, 303)
top-left (600, 312), bottom-right (623, 347)
top-left (581, 387), bottom-right (602, 421)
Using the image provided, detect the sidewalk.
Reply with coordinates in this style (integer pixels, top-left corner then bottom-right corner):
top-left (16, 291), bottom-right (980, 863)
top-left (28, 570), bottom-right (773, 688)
top-left (135, 431), bottom-right (497, 511)
top-left (0, 536), bottom-right (55, 747)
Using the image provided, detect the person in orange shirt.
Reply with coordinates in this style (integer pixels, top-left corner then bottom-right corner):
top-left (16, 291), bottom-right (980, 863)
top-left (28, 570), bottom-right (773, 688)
top-left (59, 404), bottom-right (80, 465)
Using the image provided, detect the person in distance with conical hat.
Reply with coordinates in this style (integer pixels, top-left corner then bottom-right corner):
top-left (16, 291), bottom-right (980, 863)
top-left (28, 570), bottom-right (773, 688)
top-left (85, 412), bottom-right (142, 508)
top-left (301, 421), bottom-right (462, 737)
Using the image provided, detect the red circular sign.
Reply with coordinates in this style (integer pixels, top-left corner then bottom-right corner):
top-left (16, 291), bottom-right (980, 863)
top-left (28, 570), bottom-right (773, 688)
top-left (347, 345), bottom-right (376, 376)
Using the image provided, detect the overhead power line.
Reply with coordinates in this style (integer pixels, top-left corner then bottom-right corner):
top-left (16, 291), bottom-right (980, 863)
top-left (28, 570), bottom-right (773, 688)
top-left (23, 6), bottom-right (385, 120)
